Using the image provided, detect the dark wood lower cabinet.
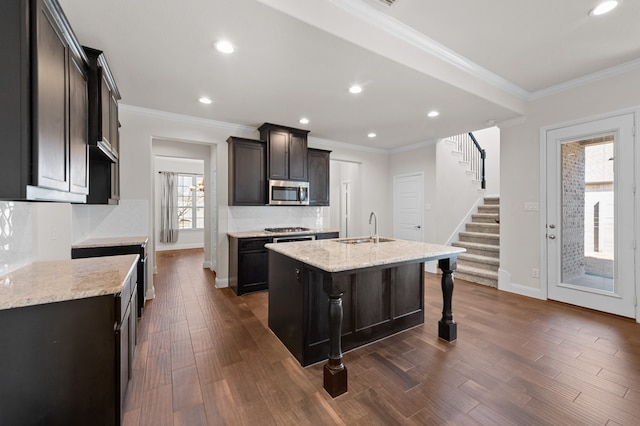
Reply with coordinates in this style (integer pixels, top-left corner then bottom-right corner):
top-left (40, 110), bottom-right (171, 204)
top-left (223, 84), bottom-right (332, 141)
top-left (0, 269), bottom-right (137, 426)
top-left (268, 251), bottom-right (424, 366)
top-left (72, 243), bottom-right (148, 317)
top-left (229, 232), bottom-right (339, 296)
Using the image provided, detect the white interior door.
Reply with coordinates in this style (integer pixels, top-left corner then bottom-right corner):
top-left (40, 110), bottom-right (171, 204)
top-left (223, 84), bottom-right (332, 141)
top-left (546, 113), bottom-right (635, 318)
top-left (393, 173), bottom-right (424, 241)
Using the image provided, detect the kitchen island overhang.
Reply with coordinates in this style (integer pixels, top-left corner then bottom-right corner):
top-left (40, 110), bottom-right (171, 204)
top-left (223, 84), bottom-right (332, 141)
top-left (266, 237), bottom-right (465, 397)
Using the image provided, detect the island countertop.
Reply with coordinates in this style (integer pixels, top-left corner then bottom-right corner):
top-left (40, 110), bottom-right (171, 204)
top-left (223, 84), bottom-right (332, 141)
top-left (227, 228), bottom-right (340, 239)
top-left (266, 237), bottom-right (465, 273)
top-left (0, 254), bottom-right (139, 310)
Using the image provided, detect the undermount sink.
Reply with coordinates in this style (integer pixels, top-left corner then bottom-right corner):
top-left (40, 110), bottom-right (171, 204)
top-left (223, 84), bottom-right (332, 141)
top-left (336, 237), bottom-right (395, 244)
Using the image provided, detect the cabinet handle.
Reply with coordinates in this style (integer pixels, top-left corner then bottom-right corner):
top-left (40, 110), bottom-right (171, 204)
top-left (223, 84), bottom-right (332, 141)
top-left (295, 268), bottom-right (301, 284)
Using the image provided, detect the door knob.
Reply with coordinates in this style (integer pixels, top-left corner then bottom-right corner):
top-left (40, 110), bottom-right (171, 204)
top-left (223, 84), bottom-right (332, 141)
top-left (549, 224), bottom-right (556, 229)
top-left (414, 225), bottom-right (421, 229)
top-left (548, 235), bottom-right (556, 239)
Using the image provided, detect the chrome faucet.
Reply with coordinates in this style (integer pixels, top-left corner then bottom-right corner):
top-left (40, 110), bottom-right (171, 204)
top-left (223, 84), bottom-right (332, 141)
top-left (369, 211), bottom-right (378, 243)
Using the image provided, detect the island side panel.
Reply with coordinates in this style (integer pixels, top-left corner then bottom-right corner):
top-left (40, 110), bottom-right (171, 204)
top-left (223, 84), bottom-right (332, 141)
top-left (305, 261), bottom-right (426, 366)
top-left (268, 251), bottom-right (304, 363)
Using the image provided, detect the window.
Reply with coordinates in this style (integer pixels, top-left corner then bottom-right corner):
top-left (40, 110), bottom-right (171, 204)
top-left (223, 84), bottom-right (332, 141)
top-left (176, 174), bottom-right (204, 229)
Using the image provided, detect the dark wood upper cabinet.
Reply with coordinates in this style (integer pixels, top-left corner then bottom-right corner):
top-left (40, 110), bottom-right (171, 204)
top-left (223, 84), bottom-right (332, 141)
top-left (227, 136), bottom-right (267, 206)
top-left (258, 123), bottom-right (309, 182)
top-left (308, 148), bottom-right (331, 206)
top-left (0, 0), bottom-right (88, 202)
top-left (84, 46), bottom-right (121, 204)
top-left (84, 46), bottom-right (120, 162)
top-left (69, 55), bottom-right (89, 195)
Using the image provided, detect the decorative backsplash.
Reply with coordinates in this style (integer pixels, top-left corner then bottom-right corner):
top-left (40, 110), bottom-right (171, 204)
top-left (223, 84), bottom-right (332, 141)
top-left (0, 202), bottom-right (33, 276)
top-left (227, 206), bottom-right (329, 232)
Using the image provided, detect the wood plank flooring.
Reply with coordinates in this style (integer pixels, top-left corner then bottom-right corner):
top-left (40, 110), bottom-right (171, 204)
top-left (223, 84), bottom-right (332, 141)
top-left (123, 249), bottom-right (640, 425)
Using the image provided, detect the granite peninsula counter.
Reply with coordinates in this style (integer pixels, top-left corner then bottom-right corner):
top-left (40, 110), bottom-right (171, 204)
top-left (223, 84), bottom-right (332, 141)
top-left (0, 255), bottom-right (139, 424)
top-left (266, 237), bottom-right (464, 397)
top-left (0, 254), bottom-right (138, 310)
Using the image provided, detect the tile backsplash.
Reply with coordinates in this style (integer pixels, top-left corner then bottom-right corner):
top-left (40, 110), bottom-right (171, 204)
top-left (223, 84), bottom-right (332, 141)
top-left (72, 199), bottom-right (149, 243)
top-left (0, 202), bottom-right (33, 276)
top-left (227, 206), bottom-right (329, 232)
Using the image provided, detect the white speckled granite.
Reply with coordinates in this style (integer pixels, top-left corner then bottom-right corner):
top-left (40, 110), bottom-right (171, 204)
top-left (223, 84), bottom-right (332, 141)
top-left (227, 228), bottom-right (340, 238)
top-left (266, 237), bottom-right (465, 273)
top-left (72, 236), bottom-right (148, 249)
top-left (0, 254), bottom-right (138, 310)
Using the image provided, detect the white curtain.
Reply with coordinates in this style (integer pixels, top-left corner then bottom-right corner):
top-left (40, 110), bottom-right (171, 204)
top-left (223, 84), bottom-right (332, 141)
top-left (160, 172), bottom-right (179, 243)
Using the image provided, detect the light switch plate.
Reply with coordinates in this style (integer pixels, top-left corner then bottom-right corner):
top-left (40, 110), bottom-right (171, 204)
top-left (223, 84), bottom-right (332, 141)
top-left (524, 202), bottom-right (539, 211)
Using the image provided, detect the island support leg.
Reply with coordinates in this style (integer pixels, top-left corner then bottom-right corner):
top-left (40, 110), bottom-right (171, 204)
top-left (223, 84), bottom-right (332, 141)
top-left (323, 291), bottom-right (347, 397)
top-left (437, 257), bottom-right (457, 342)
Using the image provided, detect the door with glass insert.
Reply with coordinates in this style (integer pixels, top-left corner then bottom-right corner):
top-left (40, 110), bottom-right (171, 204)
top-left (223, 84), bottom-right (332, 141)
top-left (546, 113), bottom-right (635, 318)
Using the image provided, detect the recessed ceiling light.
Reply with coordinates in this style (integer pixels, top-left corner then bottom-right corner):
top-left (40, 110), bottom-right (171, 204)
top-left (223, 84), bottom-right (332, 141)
top-left (349, 85), bottom-right (363, 94)
top-left (368, 133), bottom-right (376, 138)
top-left (427, 111), bottom-right (440, 118)
top-left (198, 97), bottom-right (212, 104)
top-left (589, 0), bottom-right (619, 16)
top-left (299, 118), bottom-right (309, 125)
top-left (214, 40), bottom-right (236, 54)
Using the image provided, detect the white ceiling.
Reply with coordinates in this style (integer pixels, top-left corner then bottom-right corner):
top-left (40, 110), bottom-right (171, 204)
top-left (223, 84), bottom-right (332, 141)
top-left (58, 0), bottom-right (640, 150)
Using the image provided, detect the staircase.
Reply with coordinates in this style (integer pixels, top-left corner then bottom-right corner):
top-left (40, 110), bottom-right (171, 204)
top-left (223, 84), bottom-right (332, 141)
top-left (452, 196), bottom-right (500, 287)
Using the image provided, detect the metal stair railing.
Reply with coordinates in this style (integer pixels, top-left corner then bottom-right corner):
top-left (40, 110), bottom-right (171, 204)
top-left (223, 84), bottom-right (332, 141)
top-left (448, 132), bottom-right (486, 189)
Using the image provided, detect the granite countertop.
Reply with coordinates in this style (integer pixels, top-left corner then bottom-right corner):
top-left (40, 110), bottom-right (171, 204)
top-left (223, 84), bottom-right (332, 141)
top-left (265, 237), bottom-right (465, 273)
top-left (0, 254), bottom-right (139, 310)
top-left (72, 236), bottom-right (148, 249)
top-left (227, 228), bottom-right (340, 238)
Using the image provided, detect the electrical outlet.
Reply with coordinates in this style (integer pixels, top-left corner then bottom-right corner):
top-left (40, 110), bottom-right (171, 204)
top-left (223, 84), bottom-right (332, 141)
top-left (531, 268), bottom-right (539, 278)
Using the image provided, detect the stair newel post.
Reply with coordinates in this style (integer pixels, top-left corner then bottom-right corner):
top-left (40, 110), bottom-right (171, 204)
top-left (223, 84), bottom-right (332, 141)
top-left (480, 148), bottom-right (486, 190)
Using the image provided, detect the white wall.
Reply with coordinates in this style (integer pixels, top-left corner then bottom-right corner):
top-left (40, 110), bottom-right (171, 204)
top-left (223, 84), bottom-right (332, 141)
top-left (329, 159), bottom-right (362, 237)
top-left (499, 67), bottom-right (640, 303)
top-left (309, 138), bottom-right (392, 237)
top-left (119, 106), bottom-right (248, 289)
top-left (154, 147), bottom-right (206, 251)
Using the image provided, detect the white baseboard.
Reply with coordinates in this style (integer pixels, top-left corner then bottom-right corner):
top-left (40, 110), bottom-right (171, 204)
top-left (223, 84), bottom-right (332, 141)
top-left (498, 268), bottom-right (545, 300)
top-left (215, 278), bottom-right (229, 288)
top-left (203, 261), bottom-right (212, 269)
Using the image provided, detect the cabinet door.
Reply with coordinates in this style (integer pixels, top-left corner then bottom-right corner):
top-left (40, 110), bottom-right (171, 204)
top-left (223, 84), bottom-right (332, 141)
top-left (109, 94), bottom-right (119, 155)
top-left (69, 55), bottom-right (89, 194)
top-left (238, 250), bottom-right (268, 292)
top-left (229, 138), bottom-right (266, 205)
top-left (268, 130), bottom-right (289, 180)
top-left (288, 132), bottom-right (308, 181)
top-left (100, 76), bottom-right (111, 146)
top-left (35, 1), bottom-right (69, 192)
top-left (308, 149), bottom-right (330, 205)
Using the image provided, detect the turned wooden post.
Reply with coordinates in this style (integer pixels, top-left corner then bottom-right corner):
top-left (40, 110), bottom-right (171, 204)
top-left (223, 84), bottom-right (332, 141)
top-left (437, 257), bottom-right (457, 342)
top-left (323, 291), bottom-right (347, 397)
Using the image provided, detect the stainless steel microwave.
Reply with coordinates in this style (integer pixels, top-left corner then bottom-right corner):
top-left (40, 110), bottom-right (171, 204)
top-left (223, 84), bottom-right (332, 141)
top-left (268, 180), bottom-right (309, 205)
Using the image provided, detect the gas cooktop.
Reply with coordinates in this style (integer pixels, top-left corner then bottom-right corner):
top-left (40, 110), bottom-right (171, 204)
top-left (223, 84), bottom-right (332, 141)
top-left (264, 227), bottom-right (310, 233)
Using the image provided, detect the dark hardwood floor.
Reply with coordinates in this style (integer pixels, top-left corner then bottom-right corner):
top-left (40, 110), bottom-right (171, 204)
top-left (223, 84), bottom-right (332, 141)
top-left (123, 249), bottom-right (640, 425)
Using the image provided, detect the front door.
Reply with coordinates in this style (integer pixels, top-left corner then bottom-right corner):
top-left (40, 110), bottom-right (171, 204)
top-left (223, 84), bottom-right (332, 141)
top-left (393, 173), bottom-right (424, 242)
top-left (545, 113), bottom-right (635, 318)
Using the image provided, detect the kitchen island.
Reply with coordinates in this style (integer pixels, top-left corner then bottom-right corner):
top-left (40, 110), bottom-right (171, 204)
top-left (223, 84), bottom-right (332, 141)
top-left (267, 237), bottom-right (464, 397)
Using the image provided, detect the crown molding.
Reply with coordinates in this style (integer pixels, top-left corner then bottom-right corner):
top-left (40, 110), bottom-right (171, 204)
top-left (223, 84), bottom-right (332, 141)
top-left (389, 138), bottom-right (439, 154)
top-left (119, 104), bottom-right (256, 133)
top-left (308, 136), bottom-right (389, 154)
top-left (327, 0), bottom-right (530, 100)
top-left (528, 57), bottom-right (640, 100)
